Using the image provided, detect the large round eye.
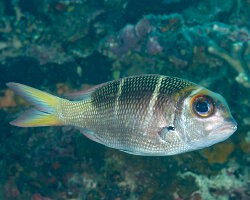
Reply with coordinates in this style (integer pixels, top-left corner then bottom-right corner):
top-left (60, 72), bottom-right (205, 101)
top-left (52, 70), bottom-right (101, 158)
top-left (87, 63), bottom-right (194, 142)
top-left (192, 95), bottom-right (214, 117)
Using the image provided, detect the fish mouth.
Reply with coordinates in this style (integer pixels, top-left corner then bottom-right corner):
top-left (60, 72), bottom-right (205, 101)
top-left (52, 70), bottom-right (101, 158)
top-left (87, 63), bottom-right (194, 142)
top-left (188, 120), bottom-right (237, 150)
top-left (203, 120), bottom-right (237, 147)
top-left (212, 121), bottom-right (237, 137)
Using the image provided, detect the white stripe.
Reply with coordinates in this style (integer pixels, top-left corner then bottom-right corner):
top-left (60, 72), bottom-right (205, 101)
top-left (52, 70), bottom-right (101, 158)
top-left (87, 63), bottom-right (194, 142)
top-left (144, 76), bottom-right (164, 132)
top-left (190, 87), bottom-right (203, 96)
top-left (115, 79), bottom-right (124, 116)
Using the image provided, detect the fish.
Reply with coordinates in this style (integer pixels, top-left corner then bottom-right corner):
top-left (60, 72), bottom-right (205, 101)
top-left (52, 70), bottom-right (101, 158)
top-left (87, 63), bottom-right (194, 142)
top-left (7, 74), bottom-right (237, 156)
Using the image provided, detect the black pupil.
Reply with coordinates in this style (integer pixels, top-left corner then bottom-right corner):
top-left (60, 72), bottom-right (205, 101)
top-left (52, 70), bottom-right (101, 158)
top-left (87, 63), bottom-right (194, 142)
top-left (196, 100), bottom-right (209, 113)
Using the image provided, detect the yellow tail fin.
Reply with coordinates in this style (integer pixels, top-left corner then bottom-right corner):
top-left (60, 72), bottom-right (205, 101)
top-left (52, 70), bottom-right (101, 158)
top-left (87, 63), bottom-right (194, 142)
top-left (7, 83), bottom-right (62, 127)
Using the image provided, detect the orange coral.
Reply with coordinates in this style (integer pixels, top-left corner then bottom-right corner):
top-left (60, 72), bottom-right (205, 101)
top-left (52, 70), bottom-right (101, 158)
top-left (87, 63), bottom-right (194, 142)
top-left (56, 83), bottom-right (71, 95)
top-left (239, 133), bottom-right (250, 153)
top-left (202, 140), bottom-right (235, 164)
top-left (240, 140), bottom-right (250, 153)
top-left (0, 89), bottom-right (16, 108)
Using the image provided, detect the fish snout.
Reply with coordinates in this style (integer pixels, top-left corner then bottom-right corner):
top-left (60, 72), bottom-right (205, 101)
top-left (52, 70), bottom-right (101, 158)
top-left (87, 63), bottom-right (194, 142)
top-left (213, 119), bottom-right (237, 136)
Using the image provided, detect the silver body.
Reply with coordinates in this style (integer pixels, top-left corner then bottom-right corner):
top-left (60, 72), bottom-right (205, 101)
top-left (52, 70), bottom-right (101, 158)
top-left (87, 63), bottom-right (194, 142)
top-left (56, 75), bottom-right (237, 156)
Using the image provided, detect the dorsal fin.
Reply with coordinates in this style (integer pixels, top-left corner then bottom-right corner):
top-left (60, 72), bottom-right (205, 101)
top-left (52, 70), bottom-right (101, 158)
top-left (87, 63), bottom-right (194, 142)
top-left (64, 83), bottom-right (105, 101)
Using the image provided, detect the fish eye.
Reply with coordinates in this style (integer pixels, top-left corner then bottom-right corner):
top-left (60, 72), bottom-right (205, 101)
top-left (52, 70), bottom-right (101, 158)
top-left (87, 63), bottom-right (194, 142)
top-left (191, 95), bottom-right (214, 118)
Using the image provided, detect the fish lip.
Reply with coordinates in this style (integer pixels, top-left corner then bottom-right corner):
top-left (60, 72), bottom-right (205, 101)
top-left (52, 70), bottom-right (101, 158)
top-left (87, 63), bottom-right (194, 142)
top-left (212, 121), bottom-right (237, 136)
top-left (188, 121), bottom-right (237, 149)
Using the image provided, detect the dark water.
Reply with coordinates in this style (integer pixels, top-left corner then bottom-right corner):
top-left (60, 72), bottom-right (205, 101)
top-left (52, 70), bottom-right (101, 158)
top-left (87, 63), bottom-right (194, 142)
top-left (0, 0), bottom-right (249, 199)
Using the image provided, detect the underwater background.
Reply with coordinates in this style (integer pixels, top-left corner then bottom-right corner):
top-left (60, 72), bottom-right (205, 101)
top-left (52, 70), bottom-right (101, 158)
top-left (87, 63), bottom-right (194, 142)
top-left (0, 0), bottom-right (249, 199)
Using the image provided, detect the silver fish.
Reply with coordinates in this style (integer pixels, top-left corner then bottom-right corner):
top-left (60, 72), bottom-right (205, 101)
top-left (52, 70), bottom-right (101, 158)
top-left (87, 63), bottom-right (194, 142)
top-left (7, 74), bottom-right (237, 156)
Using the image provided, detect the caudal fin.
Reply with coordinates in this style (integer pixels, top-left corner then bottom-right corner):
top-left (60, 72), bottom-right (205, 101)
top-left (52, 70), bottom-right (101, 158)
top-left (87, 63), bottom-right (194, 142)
top-left (7, 83), bottom-right (63, 127)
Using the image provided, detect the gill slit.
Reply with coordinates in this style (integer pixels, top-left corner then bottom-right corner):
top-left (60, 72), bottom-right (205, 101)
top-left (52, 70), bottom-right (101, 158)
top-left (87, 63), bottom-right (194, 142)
top-left (172, 96), bottom-right (182, 142)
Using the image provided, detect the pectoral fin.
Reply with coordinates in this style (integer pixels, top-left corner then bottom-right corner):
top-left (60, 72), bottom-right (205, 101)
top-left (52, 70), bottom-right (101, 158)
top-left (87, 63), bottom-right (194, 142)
top-left (119, 149), bottom-right (144, 156)
top-left (78, 128), bottom-right (106, 146)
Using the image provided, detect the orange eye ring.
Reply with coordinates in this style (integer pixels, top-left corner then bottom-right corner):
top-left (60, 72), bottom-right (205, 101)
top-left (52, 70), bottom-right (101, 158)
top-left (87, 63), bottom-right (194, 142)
top-left (191, 95), bottom-right (214, 118)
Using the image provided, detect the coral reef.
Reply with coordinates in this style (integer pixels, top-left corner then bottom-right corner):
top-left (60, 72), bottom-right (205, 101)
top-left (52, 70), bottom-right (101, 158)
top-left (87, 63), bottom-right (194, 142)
top-left (0, 0), bottom-right (126, 65)
top-left (207, 25), bottom-right (250, 88)
top-left (180, 160), bottom-right (249, 200)
top-left (0, 0), bottom-right (249, 199)
top-left (99, 15), bottom-right (250, 87)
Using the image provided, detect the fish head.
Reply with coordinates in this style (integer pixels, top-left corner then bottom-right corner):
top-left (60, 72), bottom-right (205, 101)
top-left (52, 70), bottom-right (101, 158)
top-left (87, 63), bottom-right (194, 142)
top-left (175, 86), bottom-right (237, 151)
